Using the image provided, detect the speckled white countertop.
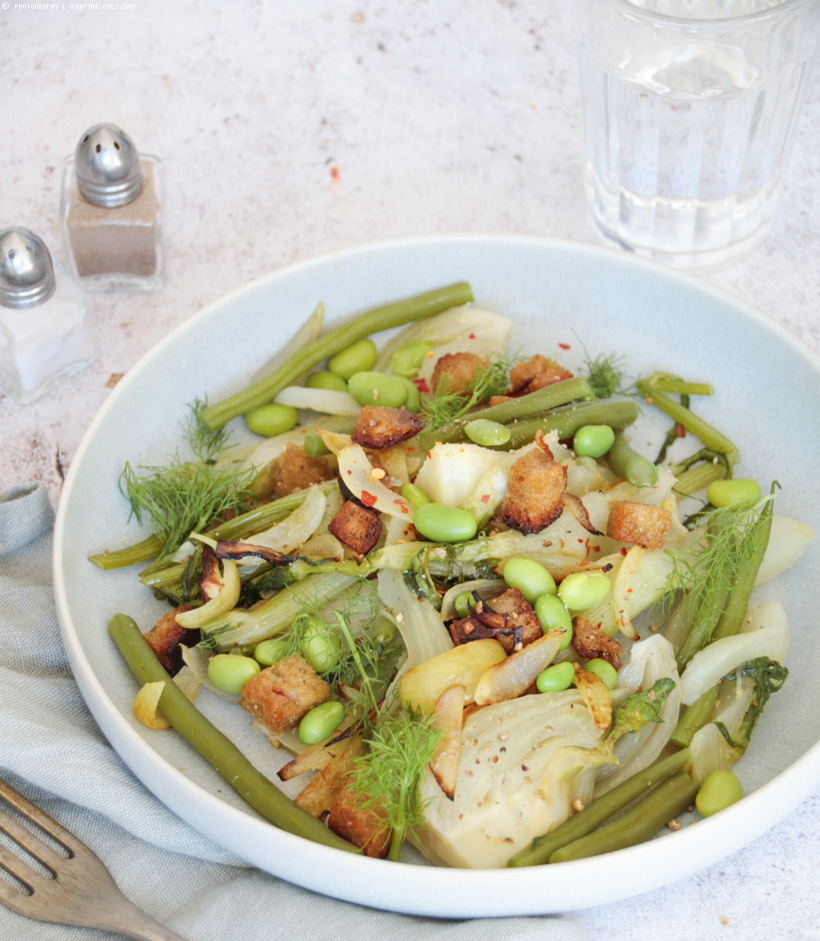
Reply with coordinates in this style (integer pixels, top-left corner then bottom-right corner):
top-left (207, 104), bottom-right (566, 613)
top-left (2, 2), bottom-right (819, 939)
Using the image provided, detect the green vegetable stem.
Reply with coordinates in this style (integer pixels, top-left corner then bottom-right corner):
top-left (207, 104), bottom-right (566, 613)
top-left (606, 430), bottom-right (659, 488)
top-left (198, 282), bottom-right (474, 431)
top-left (107, 613), bottom-right (360, 853)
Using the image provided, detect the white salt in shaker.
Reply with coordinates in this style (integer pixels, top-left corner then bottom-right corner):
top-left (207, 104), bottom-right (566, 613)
top-left (0, 227), bottom-right (94, 404)
top-left (60, 123), bottom-right (164, 291)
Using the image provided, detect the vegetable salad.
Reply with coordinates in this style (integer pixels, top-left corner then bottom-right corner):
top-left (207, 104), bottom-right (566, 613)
top-left (96, 283), bottom-right (814, 868)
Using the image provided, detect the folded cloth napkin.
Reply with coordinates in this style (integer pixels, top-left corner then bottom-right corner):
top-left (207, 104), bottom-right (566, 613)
top-left (0, 482), bottom-right (588, 941)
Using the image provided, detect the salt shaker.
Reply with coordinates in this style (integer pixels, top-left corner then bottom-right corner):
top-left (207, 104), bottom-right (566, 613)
top-left (0, 227), bottom-right (94, 404)
top-left (60, 123), bottom-right (164, 291)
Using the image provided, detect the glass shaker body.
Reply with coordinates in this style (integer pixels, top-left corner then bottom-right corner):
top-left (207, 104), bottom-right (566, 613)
top-left (0, 259), bottom-right (94, 405)
top-left (60, 153), bottom-right (164, 292)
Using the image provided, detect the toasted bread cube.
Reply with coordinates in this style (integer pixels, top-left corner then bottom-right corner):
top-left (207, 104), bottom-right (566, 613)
top-left (328, 499), bottom-right (383, 557)
top-left (508, 355), bottom-right (572, 395)
top-left (327, 781), bottom-right (392, 858)
top-left (571, 615), bottom-right (623, 670)
top-left (501, 449), bottom-right (566, 534)
top-left (351, 405), bottom-right (425, 449)
top-left (606, 500), bottom-right (671, 549)
top-left (239, 655), bottom-right (329, 735)
top-left (144, 605), bottom-right (198, 676)
top-left (489, 588), bottom-right (542, 651)
top-left (261, 442), bottom-right (335, 499)
top-left (431, 352), bottom-right (482, 396)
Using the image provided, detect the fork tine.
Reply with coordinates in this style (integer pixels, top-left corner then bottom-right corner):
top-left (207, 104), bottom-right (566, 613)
top-left (0, 802), bottom-right (70, 874)
top-left (0, 777), bottom-right (76, 855)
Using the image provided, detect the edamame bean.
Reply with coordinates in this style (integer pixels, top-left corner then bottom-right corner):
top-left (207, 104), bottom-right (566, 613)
top-left (502, 557), bottom-right (557, 604)
top-left (584, 658), bottom-right (618, 690)
top-left (558, 571), bottom-right (611, 611)
top-left (707, 478), bottom-right (761, 508)
top-left (207, 653), bottom-right (260, 694)
top-left (254, 637), bottom-right (291, 666)
top-left (347, 371), bottom-right (408, 408)
top-left (300, 617), bottom-right (342, 674)
top-left (413, 503), bottom-right (477, 542)
top-left (696, 770), bottom-right (743, 817)
top-left (534, 593), bottom-right (573, 650)
top-left (536, 662), bottom-right (576, 693)
top-left (573, 424), bottom-right (616, 458)
top-left (453, 590), bottom-right (473, 618)
top-left (298, 700), bottom-right (345, 746)
top-left (391, 339), bottom-right (435, 378)
top-left (244, 403), bottom-right (299, 438)
top-left (306, 370), bottom-right (348, 392)
top-left (401, 482), bottom-right (431, 509)
top-left (327, 338), bottom-right (378, 379)
top-left (398, 376), bottom-right (421, 413)
top-left (303, 432), bottom-right (330, 458)
top-left (465, 419), bottom-right (511, 447)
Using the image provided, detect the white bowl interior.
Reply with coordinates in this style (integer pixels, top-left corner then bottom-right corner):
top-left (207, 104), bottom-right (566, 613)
top-left (54, 236), bottom-right (820, 916)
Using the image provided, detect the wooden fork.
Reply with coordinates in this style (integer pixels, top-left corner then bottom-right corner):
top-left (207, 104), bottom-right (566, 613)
top-left (0, 775), bottom-right (185, 940)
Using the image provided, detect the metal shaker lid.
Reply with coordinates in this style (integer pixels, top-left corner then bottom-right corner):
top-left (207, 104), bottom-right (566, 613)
top-left (74, 123), bottom-right (143, 207)
top-left (0, 227), bottom-right (57, 309)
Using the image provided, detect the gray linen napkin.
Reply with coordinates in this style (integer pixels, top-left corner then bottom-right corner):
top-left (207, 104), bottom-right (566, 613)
top-left (0, 482), bottom-right (588, 941)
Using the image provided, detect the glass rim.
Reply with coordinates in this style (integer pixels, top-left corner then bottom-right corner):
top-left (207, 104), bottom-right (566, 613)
top-left (598, 0), bottom-right (817, 28)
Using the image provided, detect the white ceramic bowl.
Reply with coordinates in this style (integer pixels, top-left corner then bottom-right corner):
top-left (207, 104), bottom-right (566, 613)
top-left (54, 235), bottom-right (820, 917)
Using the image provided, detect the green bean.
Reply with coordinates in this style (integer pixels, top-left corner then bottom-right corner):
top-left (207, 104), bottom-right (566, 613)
top-left (303, 432), bottom-right (330, 457)
top-left (207, 653), bottom-right (260, 693)
top-left (696, 770), bottom-right (743, 817)
top-left (647, 375), bottom-right (714, 396)
top-left (636, 379), bottom-right (739, 466)
top-left (414, 376), bottom-right (594, 452)
top-left (465, 419), bottom-right (511, 447)
top-left (502, 557), bottom-right (556, 603)
top-left (548, 770), bottom-right (698, 863)
top-left (501, 397), bottom-right (639, 450)
top-left (607, 430), bottom-right (659, 488)
top-left (306, 370), bottom-right (348, 392)
top-left (199, 282), bottom-right (473, 431)
top-left (328, 338), bottom-right (378, 379)
top-left (401, 482), bottom-right (430, 509)
top-left (347, 371), bottom-right (408, 408)
top-left (412, 503), bottom-right (478, 543)
top-left (107, 613), bottom-right (360, 853)
top-left (244, 403), bottom-right (299, 438)
top-left (507, 749), bottom-right (691, 867)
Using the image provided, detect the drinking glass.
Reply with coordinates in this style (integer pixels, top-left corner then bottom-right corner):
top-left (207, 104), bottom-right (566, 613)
top-left (577, 0), bottom-right (820, 269)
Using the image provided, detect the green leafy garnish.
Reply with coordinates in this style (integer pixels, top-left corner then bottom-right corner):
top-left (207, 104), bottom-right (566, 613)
top-left (610, 677), bottom-right (676, 741)
top-left (119, 457), bottom-right (256, 562)
top-left (349, 707), bottom-right (443, 861)
top-left (716, 656), bottom-right (788, 754)
top-left (186, 397), bottom-right (235, 462)
top-left (420, 353), bottom-right (512, 431)
top-left (579, 347), bottom-right (627, 400)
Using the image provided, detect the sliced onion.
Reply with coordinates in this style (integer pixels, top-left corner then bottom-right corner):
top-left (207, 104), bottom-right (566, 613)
top-left (275, 385), bottom-right (361, 416)
top-left (473, 630), bottom-right (563, 705)
top-left (612, 545), bottom-right (642, 640)
top-left (336, 444), bottom-right (414, 518)
top-left (239, 484), bottom-right (326, 556)
top-left (755, 515), bottom-right (816, 586)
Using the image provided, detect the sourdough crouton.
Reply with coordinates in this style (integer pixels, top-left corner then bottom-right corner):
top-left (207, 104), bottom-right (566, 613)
top-left (431, 351), bottom-right (482, 396)
top-left (571, 615), bottom-right (623, 670)
top-left (328, 499), bottom-right (383, 557)
top-left (327, 781), bottom-right (392, 858)
top-left (239, 655), bottom-right (329, 735)
top-left (501, 448), bottom-right (566, 534)
top-left (489, 588), bottom-right (542, 651)
top-left (508, 355), bottom-right (573, 395)
top-left (144, 605), bottom-right (198, 676)
top-left (261, 442), bottom-right (335, 498)
top-left (606, 500), bottom-right (671, 549)
top-left (351, 405), bottom-right (425, 449)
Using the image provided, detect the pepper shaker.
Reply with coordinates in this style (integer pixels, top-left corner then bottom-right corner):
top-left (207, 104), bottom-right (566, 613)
top-left (0, 227), bottom-right (94, 404)
top-left (60, 123), bottom-right (164, 291)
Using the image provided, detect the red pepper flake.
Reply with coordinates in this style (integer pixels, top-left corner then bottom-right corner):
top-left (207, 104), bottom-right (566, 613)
top-left (469, 332), bottom-right (476, 339)
top-left (578, 559), bottom-right (589, 567)
top-left (481, 494), bottom-right (490, 504)
top-left (414, 378), bottom-right (430, 393)
top-left (330, 165), bottom-right (341, 183)
top-left (676, 423), bottom-right (686, 438)
top-left (620, 547), bottom-right (629, 556)
top-left (558, 342), bottom-right (571, 350)
top-left (360, 490), bottom-right (377, 508)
